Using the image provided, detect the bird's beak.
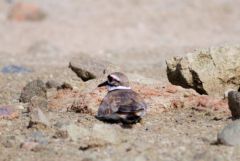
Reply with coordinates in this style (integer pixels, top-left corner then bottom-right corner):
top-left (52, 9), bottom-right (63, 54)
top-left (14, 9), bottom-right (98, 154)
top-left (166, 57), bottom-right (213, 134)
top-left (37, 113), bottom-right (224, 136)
top-left (97, 81), bottom-right (109, 87)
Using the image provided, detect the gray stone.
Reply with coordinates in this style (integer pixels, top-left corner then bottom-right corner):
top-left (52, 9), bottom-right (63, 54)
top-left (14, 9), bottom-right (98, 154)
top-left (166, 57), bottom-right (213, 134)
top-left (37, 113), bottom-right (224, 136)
top-left (166, 45), bottom-right (240, 97)
top-left (28, 108), bottom-right (50, 129)
top-left (228, 91), bottom-right (240, 119)
top-left (69, 54), bottom-right (118, 81)
top-left (19, 79), bottom-right (47, 103)
top-left (217, 120), bottom-right (240, 146)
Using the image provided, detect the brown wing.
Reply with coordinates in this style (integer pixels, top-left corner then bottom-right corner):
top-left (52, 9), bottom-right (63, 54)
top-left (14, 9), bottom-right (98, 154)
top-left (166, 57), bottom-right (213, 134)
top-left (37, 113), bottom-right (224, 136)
top-left (97, 89), bottom-right (147, 117)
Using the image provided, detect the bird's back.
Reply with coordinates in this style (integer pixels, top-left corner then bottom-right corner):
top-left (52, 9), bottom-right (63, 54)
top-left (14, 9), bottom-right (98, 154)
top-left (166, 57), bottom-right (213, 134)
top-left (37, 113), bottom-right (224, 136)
top-left (97, 89), bottom-right (147, 123)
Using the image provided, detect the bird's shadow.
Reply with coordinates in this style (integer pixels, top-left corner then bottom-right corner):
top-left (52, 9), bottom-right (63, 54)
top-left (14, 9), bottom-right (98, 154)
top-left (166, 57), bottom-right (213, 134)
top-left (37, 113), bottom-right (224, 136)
top-left (95, 115), bottom-right (141, 129)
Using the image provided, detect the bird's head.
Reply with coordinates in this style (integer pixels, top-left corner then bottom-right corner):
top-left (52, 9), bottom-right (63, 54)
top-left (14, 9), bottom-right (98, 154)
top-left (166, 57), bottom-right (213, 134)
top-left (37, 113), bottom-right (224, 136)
top-left (98, 72), bottom-right (130, 91)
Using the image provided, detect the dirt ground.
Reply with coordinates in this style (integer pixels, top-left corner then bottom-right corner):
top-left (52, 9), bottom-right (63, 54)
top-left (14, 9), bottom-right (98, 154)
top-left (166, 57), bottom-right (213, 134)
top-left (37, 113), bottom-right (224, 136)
top-left (1, 0), bottom-right (240, 161)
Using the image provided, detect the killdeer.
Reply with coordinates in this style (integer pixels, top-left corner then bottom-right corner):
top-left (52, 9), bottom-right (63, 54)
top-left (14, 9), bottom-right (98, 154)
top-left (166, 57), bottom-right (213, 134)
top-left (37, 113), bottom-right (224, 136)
top-left (97, 72), bottom-right (147, 123)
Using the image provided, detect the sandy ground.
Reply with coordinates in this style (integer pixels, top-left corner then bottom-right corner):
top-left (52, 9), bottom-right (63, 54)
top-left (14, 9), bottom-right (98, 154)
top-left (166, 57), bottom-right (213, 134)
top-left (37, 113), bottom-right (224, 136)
top-left (1, 0), bottom-right (240, 78)
top-left (1, 0), bottom-right (240, 161)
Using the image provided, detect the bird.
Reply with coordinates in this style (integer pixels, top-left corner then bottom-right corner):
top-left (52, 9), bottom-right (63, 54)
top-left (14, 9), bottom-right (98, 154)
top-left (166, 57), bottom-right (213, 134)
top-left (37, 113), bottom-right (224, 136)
top-left (96, 72), bottom-right (147, 124)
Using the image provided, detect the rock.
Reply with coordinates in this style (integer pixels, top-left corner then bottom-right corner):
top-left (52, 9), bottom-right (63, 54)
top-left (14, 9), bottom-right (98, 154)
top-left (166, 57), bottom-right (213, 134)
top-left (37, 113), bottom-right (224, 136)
top-left (28, 108), bottom-right (50, 129)
top-left (92, 124), bottom-right (120, 144)
top-left (166, 45), bottom-right (240, 97)
top-left (0, 105), bottom-right (19, 119)
top-left (28, 96), bottom-right (48, 112)
top-left (19, 79), bottom-right (47, 103)
top-left (228, 90), bottom-right (240, 119)
top-left (217, 120), bottom-right (240, 146)
top-left (69, 54), bottom-right (118, 81)
top-left (46, 80), bottom-right (61, 89)
top-left (1, 65), bottom-right (31, 74)
top-left (8, 2), bottom-right (46, 21)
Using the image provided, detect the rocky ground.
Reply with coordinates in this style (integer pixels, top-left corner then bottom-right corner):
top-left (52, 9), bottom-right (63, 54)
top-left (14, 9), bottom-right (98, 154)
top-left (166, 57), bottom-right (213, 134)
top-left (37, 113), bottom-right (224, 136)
top-left (1, 0), bottom-right (240, 161)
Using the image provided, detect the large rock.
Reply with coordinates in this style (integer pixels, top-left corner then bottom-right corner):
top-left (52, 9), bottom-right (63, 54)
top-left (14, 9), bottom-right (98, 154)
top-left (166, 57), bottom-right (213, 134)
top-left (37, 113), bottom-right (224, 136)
top-left (217, 120), bottom-right (240, 146)
top-left (166, 45), bottom-right (240, 97)
top-left (19, 79), bottom-right (47, 103)
top-left (69, 54), bottom-right (118, 81)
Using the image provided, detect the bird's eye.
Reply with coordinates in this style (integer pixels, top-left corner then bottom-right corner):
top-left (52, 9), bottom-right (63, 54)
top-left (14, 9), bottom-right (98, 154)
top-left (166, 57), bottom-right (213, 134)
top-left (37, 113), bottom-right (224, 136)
top-left (108, 76), bottom-right (113, 82)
